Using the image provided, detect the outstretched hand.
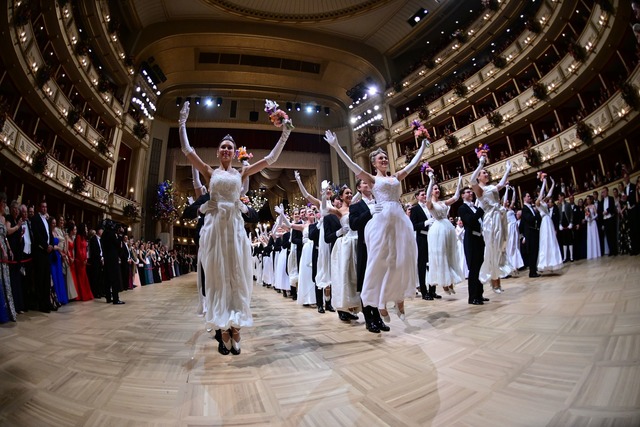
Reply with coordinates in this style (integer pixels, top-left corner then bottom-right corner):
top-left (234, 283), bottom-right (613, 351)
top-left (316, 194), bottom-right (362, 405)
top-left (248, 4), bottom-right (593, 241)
top-left (274, 204), bottom-right (284, 215)
top-left (479, 155), bottom-right (487, 165)
top-left (323, 130), bottom-right (338, 146)
top-left (505, 159), bottom-right (512, 171)
top-left (294, 170), bottom-right (301, 181)
top-left (179, 101), bottom-right (190, 125)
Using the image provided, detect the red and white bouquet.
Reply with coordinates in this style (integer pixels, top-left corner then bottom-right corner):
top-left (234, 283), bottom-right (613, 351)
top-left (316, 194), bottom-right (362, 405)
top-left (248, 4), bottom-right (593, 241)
top-left (264, 99), bottom-right (294, 129)
top-left (411, 119), bottom-right (431, 147)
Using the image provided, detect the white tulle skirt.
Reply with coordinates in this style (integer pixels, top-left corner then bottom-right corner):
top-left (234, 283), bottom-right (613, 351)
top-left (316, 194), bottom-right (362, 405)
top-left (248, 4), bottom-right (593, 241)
top-left (330, 233), bottom-right (360, 310)
top-left (537, 216), bottom-right (563, 272)
top-left (297, 241), bottom-right (316, 305)
top-left (427, 219), bottom-right (463, 287)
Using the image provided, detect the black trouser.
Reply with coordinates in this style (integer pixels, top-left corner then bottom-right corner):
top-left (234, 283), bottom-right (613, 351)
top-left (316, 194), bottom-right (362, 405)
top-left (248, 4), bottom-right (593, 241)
top-left (602, 217), bottom-right (618, 255)
top-left (465, 236), bottom-right (484, 302)
top-left (32, 250), bottom-right (51, 310)
top-left (527, 230), bottom-right (540, 276)
top-left (315, 285), bottom-right (324, 308)
top-left (417, 247), bottom-right (428, 297)
top-left (361, 301), bottom-right (382, 325)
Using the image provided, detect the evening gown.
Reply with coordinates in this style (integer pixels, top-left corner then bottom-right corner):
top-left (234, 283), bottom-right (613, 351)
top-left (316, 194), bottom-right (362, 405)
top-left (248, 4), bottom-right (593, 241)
top-left (506, 209), bottom-right (524, 272)
top-left (330, 213), bottom-right (360, 310)
top-left (199, 167), bottom-right (253, 329)
top-left (477, 185), bottom-right (512, 284)
top-left (0, 221), bottom-right (16, 322)
top-left (360, 176), bottom-right (417, 309)
top-left (537, 203), bottom-right (563, 272)
top-left (65, 237), bottom-right (79, 300)
top-left (315, 202), bottom-right (333, 290)
top-left (73, 235), bottom-right (94, 301)
top-left (427, 201), bottom-right (463, 287)
top-left (585, 205), bottom-right (601, 259)
top-left (50, 237), bottom-right (68, 305)
top-left (296, 226), bottom-right (316, 305)
top-left (455, 225), bottom-right (469, 278)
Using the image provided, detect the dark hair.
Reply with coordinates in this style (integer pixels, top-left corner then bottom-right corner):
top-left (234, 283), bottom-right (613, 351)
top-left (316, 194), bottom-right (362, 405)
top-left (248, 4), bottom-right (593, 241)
top-left (330, 194), bottom-right (341, 203)
top-left (414, 189), bottom-right (425, 198)
top-left (77, 223), bottom-right (88, 237)
top-left (0, 192), bottom-right (6, 203)
top-left (338, 186), bottom-right (351, 197)
top-left (66, 223), bottom-right (76, 234)
top-left (220, 134), bottom-right (236, 149)
top-left (558, 192), bottom-right (565, 198)
top-left (356, 178), bottom-right (364, 189)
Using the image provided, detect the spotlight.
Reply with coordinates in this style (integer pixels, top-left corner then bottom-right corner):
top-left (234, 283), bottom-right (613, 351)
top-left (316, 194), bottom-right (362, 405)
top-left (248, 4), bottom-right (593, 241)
top-left (315, 105), bottom-right (322, 114)
top-left (195, 97), bottom-right (201, 105)
top-left (368, 86), bottom-right (378, 95)
top-left (295, 103), bottom-right (301, 111)
top-left (324, 107), bottom-right (330, 116)
top-left (205, 98), bottom-right (213, 107)
top-left (305, 105), bottom-right (313, 113)
top-left (286, 102), bottom-right (292, 111)
top-left (176, 97), bottom-right (182, 106)
top-left (408, 8), bottom-right (429, 27)
top-left (216, 97), bottom-right (222, 107)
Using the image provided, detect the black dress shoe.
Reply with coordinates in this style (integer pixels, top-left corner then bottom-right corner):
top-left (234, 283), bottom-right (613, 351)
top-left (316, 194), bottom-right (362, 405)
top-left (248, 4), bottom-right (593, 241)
top-left (529, 273), bottom-right (541, 278)
top-left (469, 299), bottom-right (484, 305)
top-left (482, 298), bottom-right (490, 302)
top-left (106, 299), bottom-right (112, 304)
top-left (317, 306), bottom-right (325, 313)
top-left (218, 340), bottom-right (230, 355)
top-left (365, 322), bottom-right (380, 333)
top-left (325, 304), bottom-right (336, 312)
top-left (431, 293), bottom-right (442, 299)
top-left (113, 300), bottom-right (125, 305)
top-left (376, 320), bottom-right (390, 331)
top-left (338, 312), bottom-right (351, 322)
top-left (346, 312), bottom-right (359, 320)
top-left (422, 294), bottom-right (434, 300)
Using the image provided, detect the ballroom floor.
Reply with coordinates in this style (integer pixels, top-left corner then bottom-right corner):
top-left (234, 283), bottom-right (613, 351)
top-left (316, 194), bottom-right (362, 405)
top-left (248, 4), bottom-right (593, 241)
top-left (1, 256), bottom-right (639, 426)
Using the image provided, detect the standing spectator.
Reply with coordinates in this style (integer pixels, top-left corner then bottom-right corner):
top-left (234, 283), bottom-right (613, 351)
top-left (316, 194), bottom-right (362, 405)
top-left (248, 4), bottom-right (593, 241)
top-left (88, 225), bottom-right (104, 298)
top-left (30, 200), bottom-right (54, 313)
top-left (598, 187), bottom-right (618, 256)
top-left (101, 221), bottom-right (124, 304)
top-left (0, 193), bottom-right (17, 322)
top-left (6, 200), bottom-right (25, 312)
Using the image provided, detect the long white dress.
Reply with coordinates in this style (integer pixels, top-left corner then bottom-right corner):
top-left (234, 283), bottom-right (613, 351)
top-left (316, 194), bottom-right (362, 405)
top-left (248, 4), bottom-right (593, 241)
top-left (427, 201), bottom-right (463, 287)
top-left (288, 238), bottom-right (299, 288)
top-left (506, 209), bottom-right (524, 272)
top-left (315, 203), bottom-right (333, 289)
top-left (361, 176), bottom-right (417, 309)
top-left (537, 203), bottom-right (563, 272)
top-left (297, 226), bottom-right (316, 305)
top-left (477, 185), bottom-right (512, 283)
top-left (585, 205), bottom-right (601, 259)
top-left (274, 242), bottom-right (290, 291)
top-left (330, 213), bottom-right (360, 310)
top-left (199, 167), bottom-right (253, 329)
top-left (455, 225), bottom-right (469, 278)
top-left (261, 252), bottom-right (273, 286)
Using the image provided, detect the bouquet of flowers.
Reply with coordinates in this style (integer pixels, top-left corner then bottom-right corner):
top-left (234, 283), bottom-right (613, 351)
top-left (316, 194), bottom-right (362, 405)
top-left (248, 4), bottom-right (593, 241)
top-left (420, 161), bottom-right (431, 174)
top-left (475, 143), bottom-right (490, 159)
top-left (240, 196), bottom-right (250, 204)
top-left (264, 99), bottom-right (294, 129)
top-left (536, 171), bottom-right (547, 181)
top-left (236, 146), bottom-right (253, 162)
top-left (411, 120), bottom-right (431, 146)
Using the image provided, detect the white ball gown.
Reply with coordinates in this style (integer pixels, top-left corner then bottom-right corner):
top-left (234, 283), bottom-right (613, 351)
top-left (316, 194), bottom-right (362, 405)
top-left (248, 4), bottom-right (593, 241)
top-left (536, 203), bottom-right (563, 272)
top-left (427, 201), bottom-right (463, 287)
top-left (477, 185), bottom-right (512, 284)
top-left (330, 213), bottom-right (360, 310)
top-left (296, 226), bottom-right (316, 305)
top-left (506, 209), bottom-right (524, 272)
top-left (360, 176), bottom-right (417, 309)
top-left (455, 224), bottom-right (469, 279)
top-left (198, 167), bottom-right (253, 329)
top-left (315, 203), bottom-right (333, 290)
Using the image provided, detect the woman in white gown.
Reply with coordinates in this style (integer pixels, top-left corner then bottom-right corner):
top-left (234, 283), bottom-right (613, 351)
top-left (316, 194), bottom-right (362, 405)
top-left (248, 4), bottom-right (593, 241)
top-left (455, 219), bottom-right (469, 279)
top-left (584, 195), bottom-right (601, 259)
top-left (424, 169), bottom-right (463, 295)
top-left (324, 130), bottom-right (427, 320)
top-left (281, 207), bottom-right (317, 306)
top-left (504, 185), bottom-right (524, 274)
top-left (470, 155), bottom-right (512, 293)
top-left (178, 100), bottom-right (290, 355)
top-left (294, 172), bottom-right (338, 311)
top-left (536, 177), bottom-right (563, 272)
top-left (272, 225), bottom-right (291, 296)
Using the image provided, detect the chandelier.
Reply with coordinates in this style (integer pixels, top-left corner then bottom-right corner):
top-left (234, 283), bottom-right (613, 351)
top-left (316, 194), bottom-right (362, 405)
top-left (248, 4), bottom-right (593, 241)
top-left (248, 188), bottom-right (268, 211)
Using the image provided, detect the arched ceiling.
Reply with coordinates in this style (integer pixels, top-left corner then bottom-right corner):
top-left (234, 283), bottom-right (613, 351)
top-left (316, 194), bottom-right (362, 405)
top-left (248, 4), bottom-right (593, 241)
top-left (115, 0), bottom-right (476, 119)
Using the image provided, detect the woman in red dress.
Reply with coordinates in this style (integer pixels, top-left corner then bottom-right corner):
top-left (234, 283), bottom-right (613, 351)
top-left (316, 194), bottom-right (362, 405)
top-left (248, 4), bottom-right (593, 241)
top-left (73, 223), bottom-right (94, 301)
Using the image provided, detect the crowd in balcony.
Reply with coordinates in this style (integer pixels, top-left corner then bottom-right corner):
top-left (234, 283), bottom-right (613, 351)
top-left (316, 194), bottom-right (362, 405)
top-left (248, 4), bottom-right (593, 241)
top-left (0, 193), bottom-right (196, 323)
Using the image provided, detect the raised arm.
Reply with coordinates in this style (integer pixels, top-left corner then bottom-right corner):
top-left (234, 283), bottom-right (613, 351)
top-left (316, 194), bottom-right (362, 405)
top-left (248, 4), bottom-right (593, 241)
top-left (276, 204), bottom-right (305, 231)
top-left (470, 155), bottom-right (486, 197)
top-left (295, 170), bottom-right (320, 207)
top-left (192, 165), bottom-right (207, 197)
top-left (242, 126), bottom-right (291, 179)
top-left (444, 174), bottom-right (462, 206)
top-left (425, 170), bottom-right (435, 210)
top-left (179, 102), bottom-right (213, 182)
top-left (324, 130), bottom-right (375, 184)
top-left (535, 178), bottom-right (546, 207)
top-left (510, 185), bottom-right (517, 209)
top-left (396, 138), bottom-right (428, 181)
top-left (496, 160), bottom-right (512, 191)
top-left (545, 177), bottom-right (555, 200)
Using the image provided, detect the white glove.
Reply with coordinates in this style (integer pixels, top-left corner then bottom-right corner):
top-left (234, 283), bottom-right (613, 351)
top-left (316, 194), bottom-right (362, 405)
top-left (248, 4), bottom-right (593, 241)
top-left (264, 127), bottom-right (291, 165)
top-left (187, 196), bottom-right (194, 205)
top-left (178, 101), bottom-right (194, 155)
top-left (294, 170), bottom-right (301, 181)
top-left (559, 225), bottom-right (563, 231)
top-left (568, 223), bottom-right (573, 229)
top-left (425, 218), bottom-right (435, 227)
top-left (274, 204), bottom-right (284, 215)
top-left (371, 204), bottom-right (383, 215)
top-left (321, 180), bottom-right (330, 191)
top-left (324, 130), bottom-right (338, 146)
top-left (479, 155), bottom-right (486, 166)
top-left (238, 203), bottom-right (248, 214)
top-left (505, 159), bottom-right (512, 172)
top-left (336, 226), bottom-right (349, 237)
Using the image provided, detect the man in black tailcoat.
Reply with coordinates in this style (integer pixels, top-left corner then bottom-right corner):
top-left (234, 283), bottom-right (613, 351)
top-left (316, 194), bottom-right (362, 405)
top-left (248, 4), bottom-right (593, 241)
top-left (30, 200), bottom-right (54, 312)
top-left (622, 173), bottom-right (638, 255)
top-left (598, 186), bottom-right (618, 256)
top-left (101, 220), bottom-right (124, 304)
top-left (458, 188), bottom-right (487, 305)
top-left (520, 192), bottom-right (542, 277)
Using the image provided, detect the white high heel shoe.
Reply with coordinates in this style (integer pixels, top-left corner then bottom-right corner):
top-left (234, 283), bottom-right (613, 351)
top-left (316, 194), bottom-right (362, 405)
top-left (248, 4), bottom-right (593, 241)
top-left (395, 306), bottom-right (406, 321)
top-left (380, 309), bottom-right (391, 323)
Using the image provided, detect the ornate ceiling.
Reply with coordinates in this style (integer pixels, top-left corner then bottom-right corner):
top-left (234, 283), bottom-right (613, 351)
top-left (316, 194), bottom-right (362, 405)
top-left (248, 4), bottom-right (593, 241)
top-left (116, 0), bottom-right (472, 119)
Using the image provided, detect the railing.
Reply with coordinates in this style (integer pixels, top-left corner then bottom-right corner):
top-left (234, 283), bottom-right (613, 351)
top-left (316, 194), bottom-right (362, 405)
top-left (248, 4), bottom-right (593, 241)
top-left (392, 2), bottom-right (612, 170)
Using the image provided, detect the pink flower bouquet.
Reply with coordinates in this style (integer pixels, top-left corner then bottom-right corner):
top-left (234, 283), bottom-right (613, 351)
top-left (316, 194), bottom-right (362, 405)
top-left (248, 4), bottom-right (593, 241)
top-left (264, 99), bottom-right (294, 129)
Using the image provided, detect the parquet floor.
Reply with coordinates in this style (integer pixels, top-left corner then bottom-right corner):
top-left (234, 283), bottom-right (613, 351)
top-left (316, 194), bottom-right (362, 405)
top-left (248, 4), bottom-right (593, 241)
top-left (1, 256), bottom-right (640, 426)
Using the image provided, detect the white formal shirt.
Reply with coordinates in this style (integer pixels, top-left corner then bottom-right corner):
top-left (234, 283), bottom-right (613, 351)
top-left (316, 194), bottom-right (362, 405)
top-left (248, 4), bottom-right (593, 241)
top-left (22, 222), bottom-right (31, 254)
top-left (40, 213), bottom-right (50, 245)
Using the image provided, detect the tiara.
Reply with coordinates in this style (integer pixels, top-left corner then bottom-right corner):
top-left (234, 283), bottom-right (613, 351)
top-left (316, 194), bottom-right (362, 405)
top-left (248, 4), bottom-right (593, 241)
top-left (221, 134), bottom-right (235, 143)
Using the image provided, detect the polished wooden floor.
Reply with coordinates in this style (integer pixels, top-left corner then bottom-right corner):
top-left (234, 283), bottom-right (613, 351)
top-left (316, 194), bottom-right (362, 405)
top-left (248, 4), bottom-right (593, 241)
top-left (1, 256), bottom-right (639, 426)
